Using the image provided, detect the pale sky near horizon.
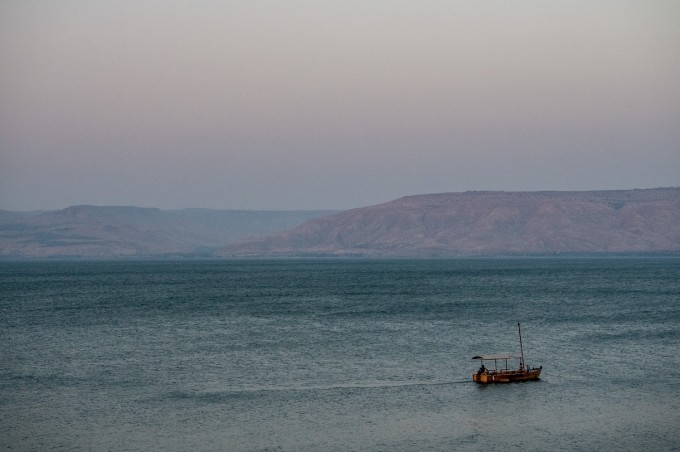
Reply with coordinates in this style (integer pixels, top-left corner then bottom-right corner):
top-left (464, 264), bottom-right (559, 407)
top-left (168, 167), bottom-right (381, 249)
top-left (1, 1), bottom-right (679, 211)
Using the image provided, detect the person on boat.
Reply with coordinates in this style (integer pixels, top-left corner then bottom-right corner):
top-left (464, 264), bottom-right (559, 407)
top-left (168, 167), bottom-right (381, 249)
top-left (478, 364), bottom-right (486, 375)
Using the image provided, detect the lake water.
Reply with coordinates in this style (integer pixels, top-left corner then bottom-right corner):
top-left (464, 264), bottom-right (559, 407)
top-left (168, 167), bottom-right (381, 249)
top-left (1, 258), bottom-right (679, 451)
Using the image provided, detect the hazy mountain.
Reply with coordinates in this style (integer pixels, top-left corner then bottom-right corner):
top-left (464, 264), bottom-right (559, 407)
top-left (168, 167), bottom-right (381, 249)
top-left (217, 188), bottom-right (680, 257)
top-left (0, 206), bottom-right (337, 258)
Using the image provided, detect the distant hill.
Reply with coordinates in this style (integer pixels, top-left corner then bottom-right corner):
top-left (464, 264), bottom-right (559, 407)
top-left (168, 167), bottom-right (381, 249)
top-left (217, 188), bottom-right (680, 257)
top-left (0, 206), bottom-right (337, 258)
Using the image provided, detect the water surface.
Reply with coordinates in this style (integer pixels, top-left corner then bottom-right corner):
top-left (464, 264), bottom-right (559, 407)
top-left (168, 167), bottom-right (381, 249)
top-left (1, 258), bottom-right (679, 450)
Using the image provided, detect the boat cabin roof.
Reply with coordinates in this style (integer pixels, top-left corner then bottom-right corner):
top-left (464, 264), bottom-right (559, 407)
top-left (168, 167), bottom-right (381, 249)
top-left (472, 354), bottom-right (522, 360)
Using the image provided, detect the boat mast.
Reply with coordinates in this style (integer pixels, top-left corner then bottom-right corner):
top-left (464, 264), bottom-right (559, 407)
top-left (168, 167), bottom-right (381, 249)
top-left (518, 322), bottom-right (525, 369)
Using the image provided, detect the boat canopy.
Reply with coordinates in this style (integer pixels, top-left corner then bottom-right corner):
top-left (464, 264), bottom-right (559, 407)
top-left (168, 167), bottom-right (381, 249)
top-left (472, 354), bottom-right (522, 360)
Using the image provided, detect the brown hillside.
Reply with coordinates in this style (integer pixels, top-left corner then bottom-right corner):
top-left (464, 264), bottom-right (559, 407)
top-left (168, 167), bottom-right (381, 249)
top-left (218, 188), bottom-right (680, 257)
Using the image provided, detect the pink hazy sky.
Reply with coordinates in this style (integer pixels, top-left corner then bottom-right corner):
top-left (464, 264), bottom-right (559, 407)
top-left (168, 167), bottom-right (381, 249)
top-left (1, 0), bottom-right (679, 210)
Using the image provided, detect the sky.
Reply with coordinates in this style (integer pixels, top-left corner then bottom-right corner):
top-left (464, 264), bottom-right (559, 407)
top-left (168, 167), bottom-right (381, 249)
top-left (1, 1), bottom-right (679, 211)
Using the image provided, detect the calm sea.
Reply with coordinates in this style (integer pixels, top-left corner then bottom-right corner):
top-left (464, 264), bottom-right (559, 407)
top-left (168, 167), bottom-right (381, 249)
top-left (1, 258), bottom-right (679, 451)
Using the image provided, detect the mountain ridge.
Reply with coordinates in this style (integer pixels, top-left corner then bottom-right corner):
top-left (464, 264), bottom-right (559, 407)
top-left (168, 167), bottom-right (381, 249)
top-left (4, 188), bottom-right (679, 259)
top-left (0, 206), bottom-right (338, 258)
top-left (217, 188), bottom-right (680, 257)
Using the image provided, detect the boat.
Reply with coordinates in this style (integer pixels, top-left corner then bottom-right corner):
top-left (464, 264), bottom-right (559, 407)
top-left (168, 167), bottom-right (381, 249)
top-left (472, 322), bottom-right (542, 383)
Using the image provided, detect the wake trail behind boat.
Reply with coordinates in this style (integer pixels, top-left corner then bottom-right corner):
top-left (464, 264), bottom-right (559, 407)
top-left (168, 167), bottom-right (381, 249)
top-left (219, 379), bottom-right (473, 395)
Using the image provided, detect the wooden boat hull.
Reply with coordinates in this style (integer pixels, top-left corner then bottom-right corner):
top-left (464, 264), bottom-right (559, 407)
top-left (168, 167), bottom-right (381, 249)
top-left (472, 367), bottom-right (542, 384)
